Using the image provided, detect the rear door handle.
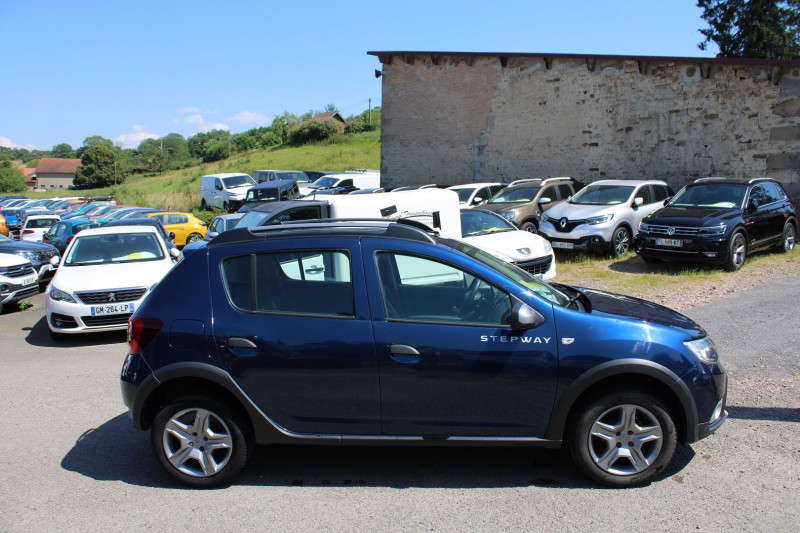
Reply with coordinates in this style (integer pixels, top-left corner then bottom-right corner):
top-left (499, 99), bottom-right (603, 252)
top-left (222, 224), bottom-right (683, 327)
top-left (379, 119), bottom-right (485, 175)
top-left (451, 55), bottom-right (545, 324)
top-left (227, 337), bottom-right (257, 349)
top-left (389, 344), bottom-right (421, 364)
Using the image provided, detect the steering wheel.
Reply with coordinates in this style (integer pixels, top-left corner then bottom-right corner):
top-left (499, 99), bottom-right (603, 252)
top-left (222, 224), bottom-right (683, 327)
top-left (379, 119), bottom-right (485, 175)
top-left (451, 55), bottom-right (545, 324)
top-left (460, 275), bottom-right (483, 316)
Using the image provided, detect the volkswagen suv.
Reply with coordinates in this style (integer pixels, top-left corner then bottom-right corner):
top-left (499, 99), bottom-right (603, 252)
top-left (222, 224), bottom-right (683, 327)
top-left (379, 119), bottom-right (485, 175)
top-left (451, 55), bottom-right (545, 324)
top-left (121, 219), bottom-right (727, 488)
top-left (635, 177), bottom-right (797, 271)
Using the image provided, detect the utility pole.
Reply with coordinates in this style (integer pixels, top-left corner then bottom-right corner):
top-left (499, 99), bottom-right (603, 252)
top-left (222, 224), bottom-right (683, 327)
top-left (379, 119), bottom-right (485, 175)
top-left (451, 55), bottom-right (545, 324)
top-left (228, 131), bottom-right (231, 158)
top-left (368, 98), bottom-right (372, 125)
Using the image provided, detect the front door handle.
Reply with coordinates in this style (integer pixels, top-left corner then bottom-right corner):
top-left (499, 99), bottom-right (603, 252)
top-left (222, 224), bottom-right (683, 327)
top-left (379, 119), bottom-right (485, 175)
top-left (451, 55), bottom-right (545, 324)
top-left (227, 337), bottom-right (257, 349)
top-left (389, 344), bottom-right (421, 364)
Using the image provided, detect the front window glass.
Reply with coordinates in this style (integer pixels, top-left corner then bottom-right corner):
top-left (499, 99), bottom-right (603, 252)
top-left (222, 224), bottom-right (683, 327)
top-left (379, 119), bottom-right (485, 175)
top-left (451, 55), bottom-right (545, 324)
top-left (275, 171), bottom-right (311, 183)
top-left (312, 177), bottom-right (338, 189)
top-left (570, 185), bottom-right (634, 205)
top-left (222, 250), bottom-right (353, 317)
top-left (461, 210), bottom-right (515, 237)
top-left (65, 233), bottom-right (165, 265)
top-left (668, 184), bottom-right (746, 209)
top-left (488, 186), bottom-right (540, 203)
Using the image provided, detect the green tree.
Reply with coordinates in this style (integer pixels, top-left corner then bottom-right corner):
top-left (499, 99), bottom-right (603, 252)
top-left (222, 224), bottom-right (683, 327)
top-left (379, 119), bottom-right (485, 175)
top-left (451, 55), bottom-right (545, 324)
top-left (76, 135), bottom-right (114, 158)
top-left (201, 139), bottom-right (229, 162)
top-left (73, 144), bottom-right (125, 189)
top-left (290, 117), bottom-right (343, 144)
top-left (0, 163), bottom-right (28, 193)
top-left (51, 143), bottom-right (76, 159)
top-left (698, 0), bottom-right (800, 58)
top-left (271, 112), bottom-right (300, 144)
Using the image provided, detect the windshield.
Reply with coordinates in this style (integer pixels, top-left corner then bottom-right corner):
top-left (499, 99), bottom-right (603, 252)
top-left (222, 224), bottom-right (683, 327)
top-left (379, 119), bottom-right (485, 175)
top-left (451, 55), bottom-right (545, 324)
top-left (222, 175), bottom-right (256, 188)
top-left (570, 185), bottom-right (634, 205)
top-left (488, 186), bottom-right (540, 204)
top-left (451, 239), bottom-right (570, 306)
top-left (65, 233), bottom-right (165, 265)
top-left (236, 210), bottom-right (271, 228)
top-left (275, 171), bottom-right (311, 184)
top-left (461, 210), bottom-right (515, 237)
top-left (311, 176), bottom-right (342, 189)
top-left (245, 188), bottom-right (280, 203)
top-left (667, 183), bottom-right (746, 209)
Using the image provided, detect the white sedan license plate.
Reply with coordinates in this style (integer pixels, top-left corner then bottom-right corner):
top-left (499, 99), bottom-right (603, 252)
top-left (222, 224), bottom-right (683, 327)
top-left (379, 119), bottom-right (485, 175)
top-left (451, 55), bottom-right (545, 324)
top-left (655, 238), bottom-right (683, 247)
top-left (91, 303), bottom-right (134, 316)
top-left (551, 241), bottom-right (574, 249)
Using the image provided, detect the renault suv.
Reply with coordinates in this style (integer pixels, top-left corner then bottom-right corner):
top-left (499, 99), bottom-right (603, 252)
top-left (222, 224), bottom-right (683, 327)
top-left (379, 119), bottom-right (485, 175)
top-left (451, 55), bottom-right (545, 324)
top-left (635, 177), bottom-right (797, 271)
top-left (539, 180), bottom-right (673, 256)
top-left (121, 219), bottom-right (727, 488)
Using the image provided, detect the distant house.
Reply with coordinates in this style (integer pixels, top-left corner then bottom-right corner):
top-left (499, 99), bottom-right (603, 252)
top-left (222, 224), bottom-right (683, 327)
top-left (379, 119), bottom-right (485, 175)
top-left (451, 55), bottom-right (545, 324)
top-left (34, 158), bottom-right (82, 190)
top-left (22, 168), bottom-right (36, 190)
top-left (312, 111), bottom-right (346, 124)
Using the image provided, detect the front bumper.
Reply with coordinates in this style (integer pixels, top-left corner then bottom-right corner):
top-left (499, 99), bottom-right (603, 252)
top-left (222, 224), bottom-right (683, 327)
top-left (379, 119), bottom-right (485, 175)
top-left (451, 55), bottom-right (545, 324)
top-left (46, 295), bottom-right (142, 334)
top-left (540, 222), bottom-right (614, 251)
top-left (1, 280), bottom-right (39, 305)
top-left (635, 233), bottom-right (730, 264)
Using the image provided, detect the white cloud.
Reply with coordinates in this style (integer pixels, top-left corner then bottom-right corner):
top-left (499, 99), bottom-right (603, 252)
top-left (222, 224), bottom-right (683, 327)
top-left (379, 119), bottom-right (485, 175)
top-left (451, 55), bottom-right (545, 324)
top-left (0, 136), bottom-right (37, 150)
top-left (116, 125), bottom-right (159, 149)
top-left (184, 113), bottom-right (228, 132)
top-left (231, 110), bottom-right (268, 126)
top-left (179, 106), bottom-right (200, 114)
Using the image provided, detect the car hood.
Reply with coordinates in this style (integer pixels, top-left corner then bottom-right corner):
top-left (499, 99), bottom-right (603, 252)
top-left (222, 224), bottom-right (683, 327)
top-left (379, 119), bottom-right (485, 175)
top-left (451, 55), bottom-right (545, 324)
top-left (0, 240), bottom-right (59, 253)
top-left (53, 260), bottom-right (174, 292)
top-left (462, 231), bottom-right (551, 261)
top-left (546, 202), bottom-right (625, 220)
top-left (644, 206), bottom-right (741, 227)
top-left (481, 202), bottom-right (524, 214)
top-left (574, 286), bottom-right (705, 337)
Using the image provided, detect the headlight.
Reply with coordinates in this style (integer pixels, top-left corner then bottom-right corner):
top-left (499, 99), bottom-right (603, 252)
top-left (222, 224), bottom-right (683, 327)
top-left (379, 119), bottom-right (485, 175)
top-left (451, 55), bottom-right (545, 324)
top-left (49, 286), bottom-right (76, 303)
top-left (16, 251), bottom-right (37, 261)
top-left (544, 241), bottom-right (552, 253)
top-left (587, 214), bottom-right (614, 225)
top-left (684, 336), bottom-right (719, 364)
top-left (541, 214), bottom-right (551, 223)
top-left (639, 221), bottom-right (650, 232)
top-left (500, 212), bottom-right (514, 220)
top-left (697, 224), bottom-right (726, 236)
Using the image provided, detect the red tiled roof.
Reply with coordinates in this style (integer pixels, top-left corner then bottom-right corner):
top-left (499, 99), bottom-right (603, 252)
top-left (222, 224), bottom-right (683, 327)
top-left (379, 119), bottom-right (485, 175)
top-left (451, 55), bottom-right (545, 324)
top-left (312, 111), bottom-right (346, 123)
top-left (36, 158), bottom-right (82, 174)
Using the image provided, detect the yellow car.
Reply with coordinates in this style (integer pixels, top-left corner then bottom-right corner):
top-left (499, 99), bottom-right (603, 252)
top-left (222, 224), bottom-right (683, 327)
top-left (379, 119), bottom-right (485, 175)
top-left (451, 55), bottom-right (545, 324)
top-left (145, 212), bottom-right (207, 248)
top-left (0, 214), bottom-right (8, 236)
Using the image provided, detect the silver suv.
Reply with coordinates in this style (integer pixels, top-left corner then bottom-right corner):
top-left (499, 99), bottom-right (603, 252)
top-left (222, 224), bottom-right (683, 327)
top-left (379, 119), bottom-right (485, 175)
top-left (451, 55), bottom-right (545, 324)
top-left (539, 180), bottom-right (673, 256)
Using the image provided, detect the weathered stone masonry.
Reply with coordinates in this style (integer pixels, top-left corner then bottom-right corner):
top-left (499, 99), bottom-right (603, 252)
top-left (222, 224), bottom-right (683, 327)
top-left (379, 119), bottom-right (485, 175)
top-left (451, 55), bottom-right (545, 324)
top-left (369, 52), bottom-right (800, 197)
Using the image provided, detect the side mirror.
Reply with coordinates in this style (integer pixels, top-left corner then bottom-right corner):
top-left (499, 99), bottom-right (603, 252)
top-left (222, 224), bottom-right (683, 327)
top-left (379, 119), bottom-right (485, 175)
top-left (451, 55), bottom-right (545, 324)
top-left (538, 197), bottom-right (552, 205)
top-left (633, 197), bottom-right (644, 207)
top-left (50, 256), bottom-right (61, 267)
top-left (472, 196), bottom-right (484, 205)
top-left (169, 248), bottom-right (181, 260)
top-left (168, 231), bottom-right (176, 240)
top-left (509, 301), bottom-right (545, 331)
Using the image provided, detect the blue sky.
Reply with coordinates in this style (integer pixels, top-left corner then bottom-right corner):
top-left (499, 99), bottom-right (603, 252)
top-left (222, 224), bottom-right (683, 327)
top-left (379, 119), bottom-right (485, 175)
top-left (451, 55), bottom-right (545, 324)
top-left (0, 1), bottom-right (715, 152)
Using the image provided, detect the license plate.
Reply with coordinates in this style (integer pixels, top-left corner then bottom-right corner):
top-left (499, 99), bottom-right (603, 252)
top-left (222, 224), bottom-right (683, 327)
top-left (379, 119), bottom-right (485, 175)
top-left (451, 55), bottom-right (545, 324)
top-left (655, 238), bottom-right (683, 247)
top-left (91, 303), bottom-right (134, 316)
top-left (22, 275), bottom-right (37, 286)
top-left (551, 241), bottom-right (574, 249)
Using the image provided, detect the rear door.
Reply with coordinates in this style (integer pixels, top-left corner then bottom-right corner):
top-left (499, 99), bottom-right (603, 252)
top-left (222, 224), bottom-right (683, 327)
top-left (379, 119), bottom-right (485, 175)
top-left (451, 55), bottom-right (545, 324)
top-left (208, 237), bottom-right (380, 435)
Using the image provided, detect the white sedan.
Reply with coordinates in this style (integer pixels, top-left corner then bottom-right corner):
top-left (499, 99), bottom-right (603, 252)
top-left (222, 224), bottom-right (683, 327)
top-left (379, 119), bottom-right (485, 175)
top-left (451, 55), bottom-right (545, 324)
top-left (45, 225), bottom-right (179, 339)
top-left (460, 209), bottom-right (556, 280)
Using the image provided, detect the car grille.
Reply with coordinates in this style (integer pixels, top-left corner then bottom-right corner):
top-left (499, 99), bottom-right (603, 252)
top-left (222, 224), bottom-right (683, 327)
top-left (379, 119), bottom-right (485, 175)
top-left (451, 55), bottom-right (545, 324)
top-left (514, 255), bottom-right (553, 276)
top-left (550, 219), bottom-right (585, 233)
top-left (14, 285), bottom-right (40, 299)
top-left (2, 263), bottom-right (36, 279)
top-left (74, 287), bottom-right (147, 305)
top-left (645, 224), bottom-right (701, 237)
top-left (82, 313), bottom-right (132, 327)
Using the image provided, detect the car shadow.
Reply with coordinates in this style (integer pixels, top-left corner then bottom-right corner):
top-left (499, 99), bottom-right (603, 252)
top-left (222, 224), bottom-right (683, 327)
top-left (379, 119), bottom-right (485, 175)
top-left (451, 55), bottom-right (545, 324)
top-left (23, 315), bottom-right (127, 348)
top-left (61, 413), bottom-right (696, 490)
top-left (727, 405), bottom-right (800, 422)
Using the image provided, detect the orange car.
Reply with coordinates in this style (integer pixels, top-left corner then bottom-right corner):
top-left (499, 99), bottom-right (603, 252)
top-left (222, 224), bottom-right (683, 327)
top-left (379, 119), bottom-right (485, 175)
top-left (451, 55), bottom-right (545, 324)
top-left (0, 214), bottom-right (8, 236)
top-left (145, 211), bottom-right (207, 247)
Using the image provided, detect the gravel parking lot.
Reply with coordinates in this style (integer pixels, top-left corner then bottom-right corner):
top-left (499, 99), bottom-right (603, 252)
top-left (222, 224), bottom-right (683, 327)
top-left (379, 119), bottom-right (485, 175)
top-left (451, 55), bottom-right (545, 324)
top-left (0, 276), bottom-right (798, 532)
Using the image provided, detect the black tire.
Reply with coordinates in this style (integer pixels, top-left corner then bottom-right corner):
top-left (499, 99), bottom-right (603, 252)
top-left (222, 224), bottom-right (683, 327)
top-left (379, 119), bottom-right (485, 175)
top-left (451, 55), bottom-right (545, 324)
top-left (520, 221), bottom-right (538, 234)
top-left (222, 201), bottom-right (229, 212)
top-left (186, 233), bottom-right (203, 245)
top-left (778, 222), bottom-right (796, 253)
top-left (201, 199), bottom-right (209, 210)
top-left (611, 226), bottom-right (631, 257)
top-left (568, 391), bottom-right (677, 487)
top-left (151, 395), bottom-right (252, 488)
top-left (724, 231), bottom-right (747, 272)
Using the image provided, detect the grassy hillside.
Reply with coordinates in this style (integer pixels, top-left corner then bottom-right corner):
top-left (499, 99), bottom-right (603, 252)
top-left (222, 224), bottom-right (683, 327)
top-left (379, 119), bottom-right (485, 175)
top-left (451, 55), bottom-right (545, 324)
top-left (50, 130), bottom-right (380, 219)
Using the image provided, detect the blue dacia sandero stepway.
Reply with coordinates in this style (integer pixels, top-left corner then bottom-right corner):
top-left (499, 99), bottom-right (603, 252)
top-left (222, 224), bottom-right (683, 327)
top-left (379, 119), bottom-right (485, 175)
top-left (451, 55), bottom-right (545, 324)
top-left (121, 219), bottom-right (727, 488)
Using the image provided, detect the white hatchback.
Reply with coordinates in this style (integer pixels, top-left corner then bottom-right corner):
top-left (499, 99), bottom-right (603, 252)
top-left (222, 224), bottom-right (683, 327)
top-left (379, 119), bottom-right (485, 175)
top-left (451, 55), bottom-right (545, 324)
top-left (45, 225), bottom-right (179, 339)
top-left (20, 213), bottom-right (61, 242)
top-left (460, 209), bottom-right (556, 280)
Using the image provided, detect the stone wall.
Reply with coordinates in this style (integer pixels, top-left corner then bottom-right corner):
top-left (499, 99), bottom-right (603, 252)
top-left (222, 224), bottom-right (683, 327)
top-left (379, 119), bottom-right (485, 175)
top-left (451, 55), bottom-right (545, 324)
top-left (373, 53), bottom-right (800, 198)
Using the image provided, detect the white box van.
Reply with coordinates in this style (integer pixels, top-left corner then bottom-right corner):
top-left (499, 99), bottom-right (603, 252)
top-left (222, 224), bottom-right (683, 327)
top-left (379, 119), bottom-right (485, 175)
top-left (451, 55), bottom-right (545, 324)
top-left (299, 169), bottom-right (381, 196)
top-left (201, 173), bottom-right (256, 211)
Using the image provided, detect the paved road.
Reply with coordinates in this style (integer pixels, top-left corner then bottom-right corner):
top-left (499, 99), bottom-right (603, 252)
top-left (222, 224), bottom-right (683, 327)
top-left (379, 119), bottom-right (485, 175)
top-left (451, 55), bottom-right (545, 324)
top-left (0, 281), bottom-right (798, 532)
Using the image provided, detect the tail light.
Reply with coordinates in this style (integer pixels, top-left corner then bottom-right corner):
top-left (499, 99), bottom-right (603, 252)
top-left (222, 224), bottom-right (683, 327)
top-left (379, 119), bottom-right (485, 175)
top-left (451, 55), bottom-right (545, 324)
top-left (22, 229), bottom-right (34, 235)
top-left (127, 314), bottom-right (163, 354)
top-left (66, 236), bottom-right (74, 245)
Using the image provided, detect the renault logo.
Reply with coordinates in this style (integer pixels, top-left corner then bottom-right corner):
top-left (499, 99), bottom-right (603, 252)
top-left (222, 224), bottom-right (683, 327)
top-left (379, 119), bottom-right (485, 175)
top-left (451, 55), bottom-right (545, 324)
top-left (559, 218), bottom-right (568, 229)
top-left (108, 293), bottom-right (117, 302)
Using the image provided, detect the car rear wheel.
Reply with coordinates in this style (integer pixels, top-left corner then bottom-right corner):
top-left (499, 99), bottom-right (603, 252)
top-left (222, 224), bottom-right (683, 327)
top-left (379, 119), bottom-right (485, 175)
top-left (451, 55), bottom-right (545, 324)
top-left (186, 233), bottom-right (203, 245)
top-left (520, 221), bottom-right (538, 234)
top-left (151, 395), bottom-right (252, 488)
top-left (222, 201), bottom-right (229, 212)
top-left (778, 222), bottom-right (796, 253)
top-left (612, 226), bottom-right (631, 257)
top-left (201, 199), bottom-right (209, 210)
top-left (724, 232), bottom-right (747, 271)
top-left (569, 391), bottom-right (676, 487)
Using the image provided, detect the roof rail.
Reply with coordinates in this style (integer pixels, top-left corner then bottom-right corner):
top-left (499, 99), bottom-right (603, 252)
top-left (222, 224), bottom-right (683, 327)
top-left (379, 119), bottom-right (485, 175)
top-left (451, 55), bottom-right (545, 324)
top-left (508, 177), bottom-right (571, 187)
top-left (693, 177), bottom-right (728, 182)
top-left (747, 177), bottom-right (774, 184)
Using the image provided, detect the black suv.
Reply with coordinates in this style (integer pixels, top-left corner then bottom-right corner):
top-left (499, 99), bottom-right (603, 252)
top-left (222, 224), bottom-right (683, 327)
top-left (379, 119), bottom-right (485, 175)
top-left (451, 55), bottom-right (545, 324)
top-left (635, 178), bottom-right (797, 271)
top-left (122, 219), bottom-right (727, 488)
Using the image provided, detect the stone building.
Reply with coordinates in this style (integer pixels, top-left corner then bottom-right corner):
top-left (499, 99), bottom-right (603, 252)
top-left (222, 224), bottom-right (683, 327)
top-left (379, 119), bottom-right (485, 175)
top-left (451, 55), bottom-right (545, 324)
top-left (368, 51), bottom-right (800, 196)
top-left (34, 158), bottom-right (82, 190)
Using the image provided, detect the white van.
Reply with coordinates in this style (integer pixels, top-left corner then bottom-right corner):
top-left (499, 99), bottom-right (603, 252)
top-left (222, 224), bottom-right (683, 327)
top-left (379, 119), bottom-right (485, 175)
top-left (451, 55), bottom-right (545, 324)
top-left (299, 169), bottom-right (381, 196)
top-left (200, 173), bottom-right (256, 211)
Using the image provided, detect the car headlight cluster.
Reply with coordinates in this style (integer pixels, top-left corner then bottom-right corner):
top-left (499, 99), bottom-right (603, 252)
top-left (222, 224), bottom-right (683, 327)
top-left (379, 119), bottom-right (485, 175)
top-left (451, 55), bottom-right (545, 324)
top-left (697, 224), bottom-right (726, 236)
top-left (587, 214), bottom-right (614, 225)
top-left (49, 286), bottom-right (76, 303)
top-left (684, 336), bottom-right (719, 364)
top-left (639, 221), bottom-right (650, 233)
top-left (500, 212), bottom-right (514, 220)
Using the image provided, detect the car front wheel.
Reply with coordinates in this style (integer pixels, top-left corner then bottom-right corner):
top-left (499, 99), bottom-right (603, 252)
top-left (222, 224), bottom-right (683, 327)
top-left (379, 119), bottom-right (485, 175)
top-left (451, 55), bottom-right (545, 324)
top-left (151, 395), bottom-right (252, 488)
top-left (569, 391), bottom-right (677, 487)
top-left (612, 226), bottom-right (631, 257)
top-left (520, 221), bottom-right (538, 234)
top-left (186, 233), bottom-right (203, 245)
top-left (724, 232), bottom-right (747, 271)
